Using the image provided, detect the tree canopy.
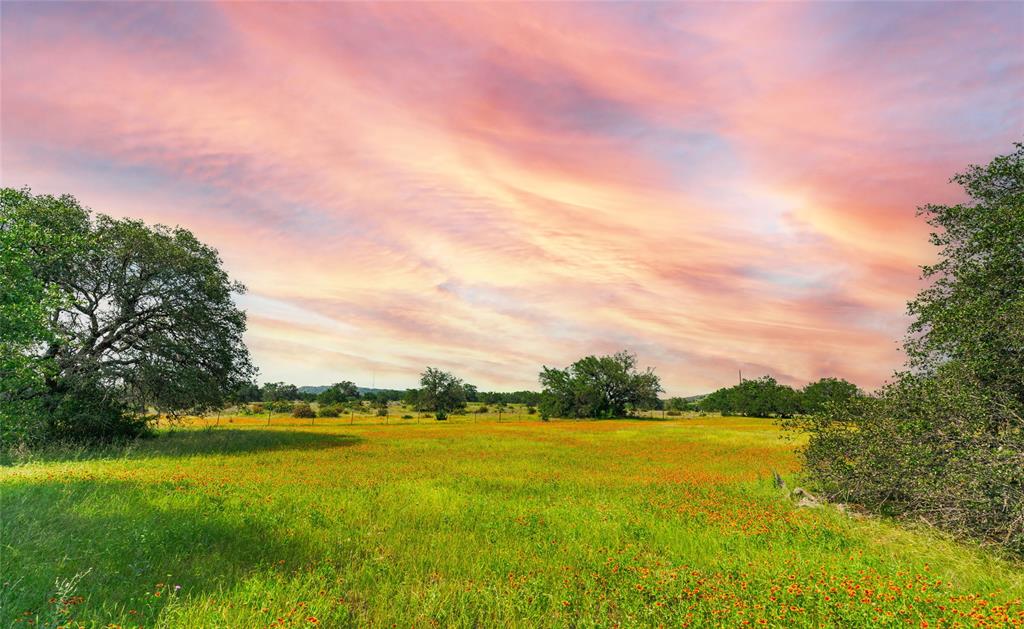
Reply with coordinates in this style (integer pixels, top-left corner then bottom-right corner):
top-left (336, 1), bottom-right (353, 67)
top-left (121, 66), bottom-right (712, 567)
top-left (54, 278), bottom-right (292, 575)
top-left (318, 381), bottom-right (360, 405)
top-left (0, 188), bottom-right (255, 444)
top-left (698, 376), bottom-right (803, 418)
top-left (416, 367), bottom-right (467, 420)
top-left (907, 143), bottom-right (1024, 410)
top-left (538, 351), bottom-right (662, 419)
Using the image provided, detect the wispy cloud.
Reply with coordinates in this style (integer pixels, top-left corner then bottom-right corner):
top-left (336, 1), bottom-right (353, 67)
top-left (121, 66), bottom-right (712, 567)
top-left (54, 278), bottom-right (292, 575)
top-left (3, 2), bottom-right (1021, 393)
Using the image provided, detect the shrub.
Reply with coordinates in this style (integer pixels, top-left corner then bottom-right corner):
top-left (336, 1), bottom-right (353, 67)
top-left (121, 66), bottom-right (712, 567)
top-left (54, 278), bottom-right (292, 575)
top-left (476, 405), bottom-right (489, 414)
top-left (291, 402), bottom-right (315, 418)
top-left (788, 364), bottom-right (1023, 554)
top-left (38, 380), bottom-right (151, 445)
top-left (376, 408), bottom-right (388, 417)
top-left (526, 406), bottom-right (537, 415)
top-left (401, 414), bottom-right (413, 420)
top-left (317, 404), bottom-right (341, 418)
top-left (666, 410), bottom-right (682, 416)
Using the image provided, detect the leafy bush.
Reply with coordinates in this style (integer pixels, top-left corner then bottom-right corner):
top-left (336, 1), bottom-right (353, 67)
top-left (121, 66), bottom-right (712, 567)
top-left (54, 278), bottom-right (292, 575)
top-left (376, 408), bottom-right (388, 417)
top-left (318, 404), bottom-right (341, 418)
top-left (401, 414), bottom-right (413, 420)
top-left (291, 402), bottom-right (315, 418)
top-left (268, 400), bottom-right (293, 414)
top-left (788, 364), bottom-right (1023, 554)
top-left (476, 405), bottom-right (489, 414)
top-left (666, 410), bottom-right (682, 416)
top-left (40, 379), bottom-right (151, 445)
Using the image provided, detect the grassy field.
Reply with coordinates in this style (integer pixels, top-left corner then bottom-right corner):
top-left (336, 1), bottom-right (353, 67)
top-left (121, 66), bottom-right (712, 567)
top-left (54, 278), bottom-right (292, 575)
top-left (2, 416), bottom-right (1021, 628)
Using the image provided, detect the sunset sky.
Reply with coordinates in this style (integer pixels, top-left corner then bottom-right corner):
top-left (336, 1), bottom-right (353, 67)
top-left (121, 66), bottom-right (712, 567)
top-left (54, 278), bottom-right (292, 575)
top-left (3, 2), bottom-right (1022, 394)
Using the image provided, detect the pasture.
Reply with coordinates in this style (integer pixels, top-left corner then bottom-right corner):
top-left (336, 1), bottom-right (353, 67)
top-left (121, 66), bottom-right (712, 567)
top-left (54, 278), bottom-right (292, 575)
top-left (2, 416), bottom-right (1021, 628)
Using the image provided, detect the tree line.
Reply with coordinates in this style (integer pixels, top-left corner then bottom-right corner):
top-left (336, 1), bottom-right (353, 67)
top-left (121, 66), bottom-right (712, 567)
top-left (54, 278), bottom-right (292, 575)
top-left (697, 376), bottom-right (859, 418)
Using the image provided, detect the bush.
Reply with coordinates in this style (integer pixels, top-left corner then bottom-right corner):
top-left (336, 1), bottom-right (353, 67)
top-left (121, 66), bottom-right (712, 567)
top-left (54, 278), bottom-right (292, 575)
top-left (666, 410), bottom-right (681, 416)
top-left (401, 414), bottom-right (413, 420)
top-left (291, 402), bottom-right (315, 418)
top-left (318, 404), bottom-right (341, 418)
top-left (42, 381), bottom-right (151, 445)
top-left (266, 400), bottom-right (293, 414)
top-left (788, 364), bottom-right (1023, 555)
top-left (526, 406), bottom-right (537, 415)
top-left (476, 405), bottom-right (489, 414)
top-left (376, 408), bottom-right (388, 417)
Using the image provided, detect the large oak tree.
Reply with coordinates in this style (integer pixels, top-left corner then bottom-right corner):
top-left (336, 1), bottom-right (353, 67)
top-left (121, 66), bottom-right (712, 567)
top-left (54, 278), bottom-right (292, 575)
top-left (1, 188), bottom-right (255, 442)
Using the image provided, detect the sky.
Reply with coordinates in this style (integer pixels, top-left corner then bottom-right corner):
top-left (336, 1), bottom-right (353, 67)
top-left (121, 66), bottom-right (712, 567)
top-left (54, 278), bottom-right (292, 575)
top-left (3, 2), bottom-right (1022, 395)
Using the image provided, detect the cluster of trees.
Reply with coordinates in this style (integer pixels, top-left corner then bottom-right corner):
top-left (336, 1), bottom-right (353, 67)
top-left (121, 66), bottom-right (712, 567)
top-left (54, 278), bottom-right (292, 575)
top-left (788, 146), bottom-right (1023, 555)
top-left (538, 351), bottom-right (663, 419)
top-left (399, 354), bottom-right (663, 422)
top-left (1, 189), bottom-right (255, 445)
top-left (698, 376), bottom-right (859, 418)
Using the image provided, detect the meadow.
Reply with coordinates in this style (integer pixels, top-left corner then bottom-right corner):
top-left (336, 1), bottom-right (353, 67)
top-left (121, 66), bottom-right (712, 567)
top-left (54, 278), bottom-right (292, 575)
top-left (2, 412), bottom-right (1022, 628)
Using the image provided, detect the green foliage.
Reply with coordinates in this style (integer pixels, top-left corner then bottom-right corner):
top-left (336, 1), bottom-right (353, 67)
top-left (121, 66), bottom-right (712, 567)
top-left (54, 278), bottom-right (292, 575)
top-left (794, 145), bottom-right (1024, 554)
top-left (261, 382), bottom-right (299, 403)
top-left (416, 367), bottom-right (467, 421)
top-left (0, 189), bottom-right (254, 446)
top-left (291, 402), bottom-right (315, 419)
top-left (907, 143), bottom-right (1024, 402)
top-left (317, 404), bottom-right (342, 418)
top-left (699, 376), bottom-right (802, 418)
top-left (663, 397), bottom-right (691, 412)
top-left (787, 364), bottom-right (1023, 554)
top-left (266, 400), bottom-right (294, 414)
top-left (0, 189), bottom-right (76, 443)
top-left (40, 374), bottom-right (152, 444)
top-left (538, 351), bottom-right (662, 419)
top-left (801, 377), bottom-right (860, 414)
top-left (317, 381), bottom-right (360, 405)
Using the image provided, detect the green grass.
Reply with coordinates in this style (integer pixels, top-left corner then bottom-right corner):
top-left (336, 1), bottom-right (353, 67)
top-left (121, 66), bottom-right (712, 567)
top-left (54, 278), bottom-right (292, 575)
top-left (2, 417), bottom-right (1021, 628)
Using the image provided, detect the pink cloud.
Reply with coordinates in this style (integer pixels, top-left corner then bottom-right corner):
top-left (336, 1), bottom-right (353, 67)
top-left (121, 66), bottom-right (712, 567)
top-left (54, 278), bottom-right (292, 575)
top-left (3, 2), bottom-right (1020, 394)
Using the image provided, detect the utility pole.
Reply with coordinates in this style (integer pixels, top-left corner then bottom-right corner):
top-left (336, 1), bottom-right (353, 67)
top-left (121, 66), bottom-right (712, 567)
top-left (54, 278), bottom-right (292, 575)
top-left (739, 369), bottom-right (743, 385)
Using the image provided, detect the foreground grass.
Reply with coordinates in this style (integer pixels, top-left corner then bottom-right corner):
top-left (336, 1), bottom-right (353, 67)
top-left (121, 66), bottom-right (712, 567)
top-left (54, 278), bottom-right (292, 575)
top-left (2, 418), bottom-right (1021, 628)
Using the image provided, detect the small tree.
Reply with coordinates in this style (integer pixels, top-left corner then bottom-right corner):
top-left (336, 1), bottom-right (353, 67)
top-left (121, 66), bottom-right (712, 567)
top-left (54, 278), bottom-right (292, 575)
top-left (417, 367), bottom-right (467, 421)
top-left (318, 404), bottom-right (341, 418)
top-left (318, 381), bottom-right (360, 406)
top-left (801, 377), bottom-right (860, 414)
top-left (538, 351), bottom-right (663, 419)
top-left (292, 402), bottom-right (315, 419)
